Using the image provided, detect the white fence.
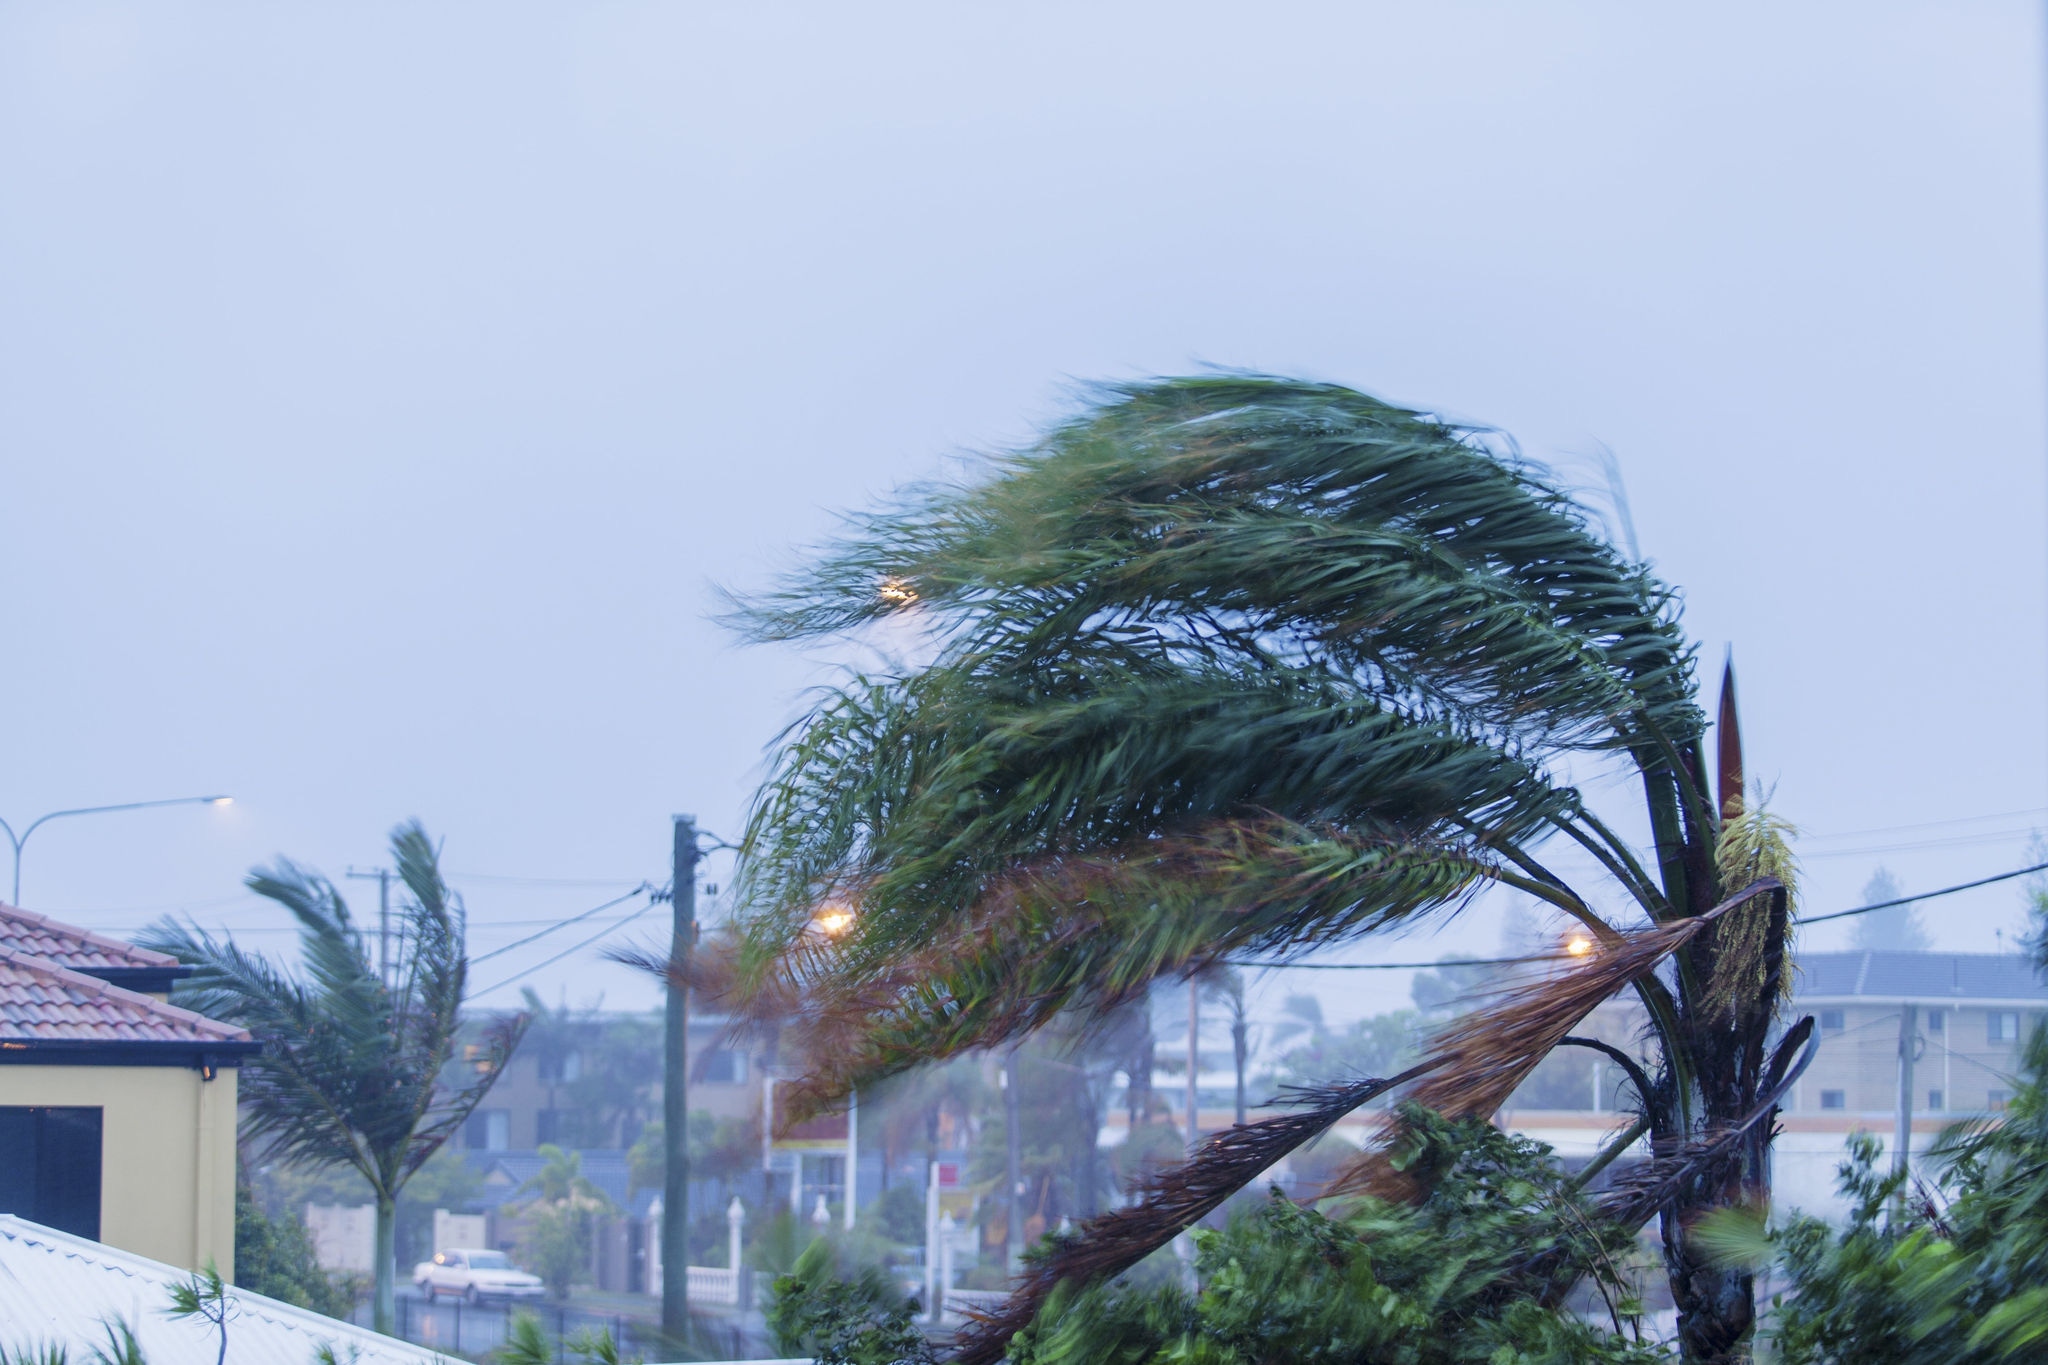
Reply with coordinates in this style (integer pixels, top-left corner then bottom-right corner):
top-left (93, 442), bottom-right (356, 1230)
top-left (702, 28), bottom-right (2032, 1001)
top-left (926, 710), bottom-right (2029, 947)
top-left (305, 1203), bottom-right (376, 1273)
top-left (687, 1264), bottom-right (741, 1307)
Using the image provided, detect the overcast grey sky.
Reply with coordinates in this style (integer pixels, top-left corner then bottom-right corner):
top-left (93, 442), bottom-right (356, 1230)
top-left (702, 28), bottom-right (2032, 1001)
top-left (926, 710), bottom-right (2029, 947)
top-left (3, 3), bottom-right (2044, 1023)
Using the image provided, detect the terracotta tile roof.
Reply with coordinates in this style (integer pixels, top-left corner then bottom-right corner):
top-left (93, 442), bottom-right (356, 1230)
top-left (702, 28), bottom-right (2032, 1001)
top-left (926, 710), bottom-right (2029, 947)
top-left (0, 947), bottom-right (250, 1045)
top-left (0, 902), bottom-right (180, 972)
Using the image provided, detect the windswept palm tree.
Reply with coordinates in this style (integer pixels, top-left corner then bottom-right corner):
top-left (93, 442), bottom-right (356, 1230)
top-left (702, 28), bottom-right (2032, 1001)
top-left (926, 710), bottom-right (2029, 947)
top-left (143, 821), bottom-right (525, 1335)
top-left (719, 376), bottom-right (1805, 1364)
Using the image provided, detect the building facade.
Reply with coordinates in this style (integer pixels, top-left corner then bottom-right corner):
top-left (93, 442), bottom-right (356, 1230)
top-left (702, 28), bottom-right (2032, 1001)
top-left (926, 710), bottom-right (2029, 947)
top-left (0, 906), bottom-right (256, 1276)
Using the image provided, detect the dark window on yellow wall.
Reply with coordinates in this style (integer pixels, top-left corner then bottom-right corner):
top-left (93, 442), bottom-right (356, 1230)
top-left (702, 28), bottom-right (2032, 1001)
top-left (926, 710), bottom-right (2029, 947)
top-left (0, 1106), bottom-right (102, 1240)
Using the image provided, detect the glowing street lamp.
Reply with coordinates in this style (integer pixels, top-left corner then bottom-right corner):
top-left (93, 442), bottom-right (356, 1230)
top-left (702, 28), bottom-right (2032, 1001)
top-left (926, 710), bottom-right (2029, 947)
top-left (0, 795), bottom-right (233, 905)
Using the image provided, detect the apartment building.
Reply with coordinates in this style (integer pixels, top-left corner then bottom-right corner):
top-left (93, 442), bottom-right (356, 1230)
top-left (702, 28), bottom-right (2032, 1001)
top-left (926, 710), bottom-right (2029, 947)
top-left (1770, 949), bottom-right (2048, 1217)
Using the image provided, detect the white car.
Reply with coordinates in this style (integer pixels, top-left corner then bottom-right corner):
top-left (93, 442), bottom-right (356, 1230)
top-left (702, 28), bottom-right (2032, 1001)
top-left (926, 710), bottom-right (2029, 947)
top-left (413, 1248), bottom-right (545, 1304)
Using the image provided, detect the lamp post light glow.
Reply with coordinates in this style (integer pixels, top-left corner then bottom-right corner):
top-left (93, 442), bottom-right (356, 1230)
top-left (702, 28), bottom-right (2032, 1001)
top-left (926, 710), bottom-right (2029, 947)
top-left (0, 794), bottom-right (234, 905)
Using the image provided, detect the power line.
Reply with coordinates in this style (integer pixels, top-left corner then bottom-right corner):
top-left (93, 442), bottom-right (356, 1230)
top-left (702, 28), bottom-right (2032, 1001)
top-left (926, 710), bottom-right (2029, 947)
top-left (1232, 860), bottom-right (2048, 971)
top-left (1800, 862), bottom-right (2048, 925)
top-left (1230, 952), bottom-right (1563, 972)
top-left (1801, 805), bottom-right (2048, 842)
top-left (470, 897), bottom-right (660, 998)
top-left (468, 884), bottom-right (654, 966)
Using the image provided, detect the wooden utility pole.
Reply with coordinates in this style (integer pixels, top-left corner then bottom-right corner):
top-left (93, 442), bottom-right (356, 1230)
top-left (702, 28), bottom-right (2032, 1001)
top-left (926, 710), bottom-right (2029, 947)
top-left (662, 815), bottom-right (698, 1338)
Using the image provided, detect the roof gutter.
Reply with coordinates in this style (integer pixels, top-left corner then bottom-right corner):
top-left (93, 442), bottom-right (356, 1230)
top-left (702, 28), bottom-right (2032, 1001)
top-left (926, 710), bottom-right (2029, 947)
top-left (0, 1038), bottom-right (261, 1073)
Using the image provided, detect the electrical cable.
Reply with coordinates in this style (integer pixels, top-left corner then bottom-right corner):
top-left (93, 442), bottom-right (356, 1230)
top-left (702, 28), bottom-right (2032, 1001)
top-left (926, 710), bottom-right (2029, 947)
top-left (1798, 862), bottom-right (2048, 925)
top-left (1229, 860), bottom-right (2048, 970)
top-left (468, 884), bottom-right (653, 966)
top-left (470, 897), bottom-right (659, 998)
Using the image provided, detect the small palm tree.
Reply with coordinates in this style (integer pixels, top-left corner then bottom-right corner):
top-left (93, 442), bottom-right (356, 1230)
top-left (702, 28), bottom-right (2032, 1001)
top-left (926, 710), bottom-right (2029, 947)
top-left (143, 821), bottom-right (525, 1336)
top-left (719, 376), bottom-right (1806, 1364)
top-left (518, 1143), bottom-right (612, 1207)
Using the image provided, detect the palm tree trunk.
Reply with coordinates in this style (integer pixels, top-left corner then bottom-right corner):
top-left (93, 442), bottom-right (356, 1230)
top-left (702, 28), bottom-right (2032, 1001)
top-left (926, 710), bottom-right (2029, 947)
top-left (373, 1191), bottom-right (398, 1336)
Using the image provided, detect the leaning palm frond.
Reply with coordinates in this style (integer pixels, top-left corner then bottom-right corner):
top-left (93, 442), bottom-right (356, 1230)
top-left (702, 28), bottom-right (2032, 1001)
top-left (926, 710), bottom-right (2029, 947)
top-left (1331, 879), bottom-right (1779, 1199)
top-left (765, 819), bottom-right (1508, 1119)
top-left (950, 1064), bottom-right (1440, 1365)
top-left (139, 822), bottom-right (527, 1338)
top-left (700, 375), bottom-right (1801, 1362)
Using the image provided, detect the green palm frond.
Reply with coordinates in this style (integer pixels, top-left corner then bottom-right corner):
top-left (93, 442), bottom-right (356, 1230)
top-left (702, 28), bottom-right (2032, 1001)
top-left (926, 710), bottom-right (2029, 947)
top-left (712, 375), bottom-right (1794, 1359)
top-left (738, 377), bottom-right (1699, 750)
top-left (140, 822), bottom-right (527, 1193)
top-left (723, 378), bottom-right (1696, 1110)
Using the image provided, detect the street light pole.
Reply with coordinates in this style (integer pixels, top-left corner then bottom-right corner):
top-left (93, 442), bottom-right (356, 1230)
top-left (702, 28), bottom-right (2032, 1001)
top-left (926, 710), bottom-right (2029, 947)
top-left (0, 795), bottom-right (233, 905)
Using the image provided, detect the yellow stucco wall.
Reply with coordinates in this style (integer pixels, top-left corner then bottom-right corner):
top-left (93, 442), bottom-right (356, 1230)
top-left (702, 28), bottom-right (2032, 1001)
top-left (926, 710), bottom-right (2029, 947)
top-left (0, 1064), bottom-right (236, 1279)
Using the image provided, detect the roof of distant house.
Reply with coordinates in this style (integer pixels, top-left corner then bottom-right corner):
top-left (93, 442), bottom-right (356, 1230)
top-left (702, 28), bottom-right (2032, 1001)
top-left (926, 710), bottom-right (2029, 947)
top-left (1793, 950), bottom-right (2048, 1004)
top-left (0, 1215), bottom-right (445, 1365)
top-left (0, 947), bottom-right (255, 1068)
top-left (0, 902), bottom-right (189, 993)
top-left (470, 1148), bottom-right (635, 1211)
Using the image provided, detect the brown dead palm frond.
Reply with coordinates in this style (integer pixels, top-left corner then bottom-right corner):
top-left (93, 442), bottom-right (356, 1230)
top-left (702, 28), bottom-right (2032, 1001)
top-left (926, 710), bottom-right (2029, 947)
top-left (1589, 1017), bottom-right (1816, 1235)
top-left (949, 1063), bottom-right (1442, 1365)
top-left (679, 819), bottom-right (1499, 1123)
top-left (1327, 879), bottom-right (1783, 1200)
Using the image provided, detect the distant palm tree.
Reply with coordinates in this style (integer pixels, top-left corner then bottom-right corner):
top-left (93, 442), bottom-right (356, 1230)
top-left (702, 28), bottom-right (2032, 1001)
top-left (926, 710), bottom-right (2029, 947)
top-left (719, 376), bottom-right (1806, 1364)
top-left (518, 1144), bottom-right (612, 1208)
top-left (143, 821), bottom-right (525, 1335)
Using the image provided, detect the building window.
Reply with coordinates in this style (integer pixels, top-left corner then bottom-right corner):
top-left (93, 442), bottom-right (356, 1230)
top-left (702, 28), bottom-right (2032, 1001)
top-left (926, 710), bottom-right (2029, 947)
top-left (0, 1107), bottom-right (102, 1241)
top-left (700, 1049), bottom-right (748, 1084)
top-left (1820, 1010), bottom-right (1845, 1032)
top-left (1820, 1090), bottom-right (1846, 1110)
top-left (537, 1109), bottom-right (570, 1145)
top-left (465, 1109), bottom-right (510, 1152)
top-left (1990, 1012), bottom-right (2021, 1044)
top-left (1926, 1010), bottom-right (1944, 1035)
top-left (1989, 1089), bottom-right (2011, 1112)
top-left (1927, 1089), bottom-right (1944, 1112)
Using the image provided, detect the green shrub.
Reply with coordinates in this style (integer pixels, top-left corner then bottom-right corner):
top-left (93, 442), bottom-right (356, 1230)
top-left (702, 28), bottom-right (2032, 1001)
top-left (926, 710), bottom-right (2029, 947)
top-left (1008, 1109), bottom-right (1669, 1365)
top-left (766, 1237), bottom-right (933, 1365)
top-left (234, 1182), bottom-right (352, 1317)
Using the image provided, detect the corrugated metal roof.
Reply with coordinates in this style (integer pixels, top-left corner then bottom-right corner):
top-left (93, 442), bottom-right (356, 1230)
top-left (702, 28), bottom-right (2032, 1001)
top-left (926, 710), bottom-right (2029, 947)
top-left (1793, 951), bottom-right (2048, 1002)
top-left (0, 949), bottom-right (250, 1044)
top-left (0, 904), bottom-right (179, 972)
top-left (0, 1215), bottom-right (447, 1364)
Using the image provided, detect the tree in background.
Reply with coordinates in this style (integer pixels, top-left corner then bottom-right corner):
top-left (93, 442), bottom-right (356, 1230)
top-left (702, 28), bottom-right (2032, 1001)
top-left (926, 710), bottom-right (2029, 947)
top-left (1849, 867), bottom-right (1931, 953)
top-left (1264, 1005), bottom-right (1418, 1096)
top-left (514, 1144), bottom-right (614, 1300)
top-left (720, 377), bottom-right (1807, 1363)
top-left (515, 988), bottom-right (663, 1148)
top-left (144, 821), bottom-right (525, 1335)
top-left (1207, 969), bottom-right (1253, 1127)
top-left (234, 1181), bottom-right (352, 1318)
top-left (1720, 895), bottom-right (2048, 1362)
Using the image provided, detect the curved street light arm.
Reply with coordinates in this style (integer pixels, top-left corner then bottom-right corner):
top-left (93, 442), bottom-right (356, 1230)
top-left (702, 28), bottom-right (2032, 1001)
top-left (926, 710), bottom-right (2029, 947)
top-left (5, 795), bottom-right (231, 905)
